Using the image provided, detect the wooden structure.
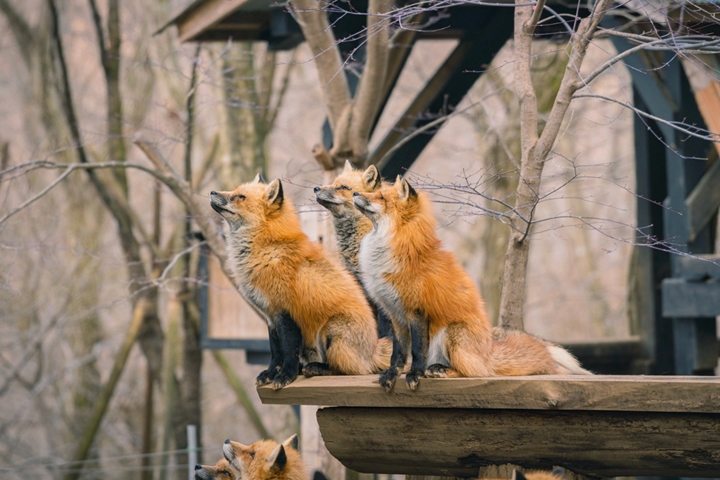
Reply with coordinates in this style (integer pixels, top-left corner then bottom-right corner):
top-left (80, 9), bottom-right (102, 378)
top-left (259, 375), bottom-right (720, 477)
top-left (169, 0), bottom-right (720, 376)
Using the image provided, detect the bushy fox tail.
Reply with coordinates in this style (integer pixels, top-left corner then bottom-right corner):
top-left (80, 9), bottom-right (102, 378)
top-left (372, 337), bottom-right (393, 372)
top-left (491, 329), bottom-right (592, 376)
top-left (547, 345), bottom-right (593, 375)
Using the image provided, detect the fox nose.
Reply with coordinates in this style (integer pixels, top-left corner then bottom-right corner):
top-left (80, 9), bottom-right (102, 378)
top-left (313, 186), bottom-right (321, 193)
top-left (224, 438), bottom-right (231, 444)
top-left (353, 192), bottom-right (360, 197)
top-left (210, 190), bottom-right (217, 196)
top-left (195, 465), bottom-right (202, 470)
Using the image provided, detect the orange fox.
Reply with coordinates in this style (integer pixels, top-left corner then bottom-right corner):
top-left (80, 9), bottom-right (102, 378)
top-left (314, 161), bottom-right (393, 340)
top-left (353, 178), bottom-right (589, 392)
top-left (210, 176), bottom-right (390, 389)
top-left (195, 458), bottom-right (237, 480)
top-left (223, 435), bottom-right (306, 480)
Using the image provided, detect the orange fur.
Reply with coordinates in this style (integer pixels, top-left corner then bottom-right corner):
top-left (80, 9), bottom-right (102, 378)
top-left (195, 458), bottom-right (237, 480)
top-left (354, 179), bottom-right (586, 386)
top-left (211, 177), bottom-right (390, 380)
top-left (223, 436), bottom-right (306, 480)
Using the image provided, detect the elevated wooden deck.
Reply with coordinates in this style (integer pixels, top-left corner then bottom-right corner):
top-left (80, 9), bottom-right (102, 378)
top-left (258, 375), bottom-right (720, 478)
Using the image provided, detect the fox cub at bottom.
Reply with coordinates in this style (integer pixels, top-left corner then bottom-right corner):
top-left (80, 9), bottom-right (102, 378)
top-left (222, 434), bottom-right (306, 480)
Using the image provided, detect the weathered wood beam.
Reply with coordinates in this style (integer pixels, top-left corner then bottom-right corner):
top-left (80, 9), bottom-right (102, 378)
top-left (317, 407), bottom-right (720, 477)
top-left (174, 0), bottom-right (252, 42)
top-left (367, 39), bottom-right (473, 168)
top-left (686, 158), bottom-right (720, 242)
top-left (662, 278), bottom-right (720, 317)
top-left (258, 375), bottom-right (720, 412)
top-left (675, 253), bottom-right (720, 281)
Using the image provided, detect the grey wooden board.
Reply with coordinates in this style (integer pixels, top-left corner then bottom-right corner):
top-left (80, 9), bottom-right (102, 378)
top-left (257, 375), bottom-right (720, 413)
top-left (676, 254), bottom-right (720, 281)
top-left (662, 278), bottom-right (720, 317)
top-left (317, 407), bottom-right (720, 477)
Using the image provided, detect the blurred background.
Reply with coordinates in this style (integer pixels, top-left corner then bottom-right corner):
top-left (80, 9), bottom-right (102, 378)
top-left (0, 0), bottom-right (716, 478)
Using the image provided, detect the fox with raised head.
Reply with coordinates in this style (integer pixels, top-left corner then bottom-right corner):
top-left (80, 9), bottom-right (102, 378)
top-left (314, 161), bottom-right (393, 340)
top-left (353, 177), bottom-right (589, 392)
top-left (210, 176), bottom-right (390, 389)
top-left (195, 458), bottom-right (238, 480)
top-left (223, 435), bottom-right (306, 480)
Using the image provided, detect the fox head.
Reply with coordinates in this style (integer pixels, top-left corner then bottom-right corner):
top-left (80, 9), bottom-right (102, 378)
top-left (210, 175), bottom-right (290, 231)
top-left (223, 434), bottom-right (302, 480)
top-left (314, 161), bottom-right (383, 215)
top-left (195, 458), bottom-right (237, 480)
top-left (353, 176), bottom-right (423, 228)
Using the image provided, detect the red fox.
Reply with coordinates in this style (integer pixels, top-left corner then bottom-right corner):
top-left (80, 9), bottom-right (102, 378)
top-left (314, 161), bottom-right (393, 340)
top-left (353, 178), bottom-right (589, 391)
top-left (195, 458), bottom-right (237, 480)
top-left (223, 435), bottom-right (306, 480)
top-left (210, 176), bottom-right (391, 389)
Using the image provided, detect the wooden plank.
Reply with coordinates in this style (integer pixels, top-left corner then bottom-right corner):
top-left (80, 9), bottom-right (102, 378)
top-left (176, 0), bottom-right (253, 42)
top-left (662, 278), bottom-right (720, 317)
top-left (317, 407), bottom-right (720, 477)
top-left (686, 158), bottom-right (720, 242)
top-left (676, 254), bottom-right (720, 281)
top-left (257, 375), bottom-right (720, 413)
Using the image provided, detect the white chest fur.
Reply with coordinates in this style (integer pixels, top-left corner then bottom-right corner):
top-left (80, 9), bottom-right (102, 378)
top-left (358, 220), bottom-right (406, 324)
top-left (227, 227), bottom-right (272, 325)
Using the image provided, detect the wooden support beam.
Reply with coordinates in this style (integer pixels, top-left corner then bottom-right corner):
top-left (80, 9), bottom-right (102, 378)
top-left (675, 253), bottom-right (720, 281)
top-left (173, 0), bottom-right (253, 42)
top-left (662, 278), bottom-right (720, 317)
top-left (686, 158), bottom-right (720, 242)
top-left (317, 406), bottom-right (720, 477)
top-left (258, 375), bottom-right (720, 413)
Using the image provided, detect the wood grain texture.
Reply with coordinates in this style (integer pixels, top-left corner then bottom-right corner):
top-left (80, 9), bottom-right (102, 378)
top-left (257, 375), bottom-right (720, 413)
top-left (317, 407), bottom-right (720, 477)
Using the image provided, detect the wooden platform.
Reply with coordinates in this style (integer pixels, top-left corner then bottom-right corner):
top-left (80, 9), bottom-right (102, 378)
top-left (258, 375), bottom-right (720, 478)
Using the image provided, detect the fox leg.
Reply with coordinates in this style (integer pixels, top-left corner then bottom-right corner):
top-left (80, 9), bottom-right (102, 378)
top-left (271, 312), bottom-right (303, 390)
top-left (379, 320), bottom-right (409, 393)
top-left (374, 303), bottom-right (394, 340)
top-left (406, 317), bottom-right (429, 391)
top-left (256, 325), bottom-right (283, 386)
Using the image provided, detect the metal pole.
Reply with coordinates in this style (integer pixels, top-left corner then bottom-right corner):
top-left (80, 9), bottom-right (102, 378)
top-left (187, 424), bottom-right (198, 480)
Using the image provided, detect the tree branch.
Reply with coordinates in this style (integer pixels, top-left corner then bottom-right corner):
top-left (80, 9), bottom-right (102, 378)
top-left (349, 0), bottom-right (392, 159)
top-left (289, 0), bottom-right (351, 134)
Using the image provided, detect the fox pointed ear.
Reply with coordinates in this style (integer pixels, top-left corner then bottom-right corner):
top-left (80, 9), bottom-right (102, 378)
top-left (282, 434), bottom-right (298, 451)
top-left (511, 470), bottom-right (527, 480)
top-left (266, 179), bottom-right (284, 207)
top-left (342, 159), bottom-right (354, 174)
top-left (266, 444), bottom-right (287, 472)
top-left (362, 165), bottom-right (381, 190)
top-left (398, 178), bottom-right (417, 201)
top-left (252, 173), bottom-right (266, 184)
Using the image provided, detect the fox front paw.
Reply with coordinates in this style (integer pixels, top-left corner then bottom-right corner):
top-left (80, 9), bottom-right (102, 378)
top-left (256, 366), bottom-right (280, 386)
top-left (271, 371), bottom-right (298, 390)
top-left (425, 363), bottom-right (449, 378)
top-left (379, 368), bottom-right (399, 393)
top-left (405, 368), bottom-right (424, 391)
top-left (302, 362), bottom-right (332, 377)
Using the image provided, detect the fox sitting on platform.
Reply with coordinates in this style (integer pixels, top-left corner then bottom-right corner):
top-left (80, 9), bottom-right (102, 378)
top-left (210, 176), bottom-right (391, 390)
top-left (353, 177), bottom-right (590, 392)
top-left (314, 161), bottom-right (394, 341)
top-left (223, 435), bottom-right (306, 480)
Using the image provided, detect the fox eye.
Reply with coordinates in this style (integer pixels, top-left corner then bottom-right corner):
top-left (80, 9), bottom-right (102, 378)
top-left (337, 185), bottom-right (351, 191)
top-left (379, 195), bottom-right (385, 201)
top-left (230, 194), bottom-right (246, 202)
top-left (220, 471), bottom-right (230, 476)
top-left (248, 451), bottom-right (255, 459)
